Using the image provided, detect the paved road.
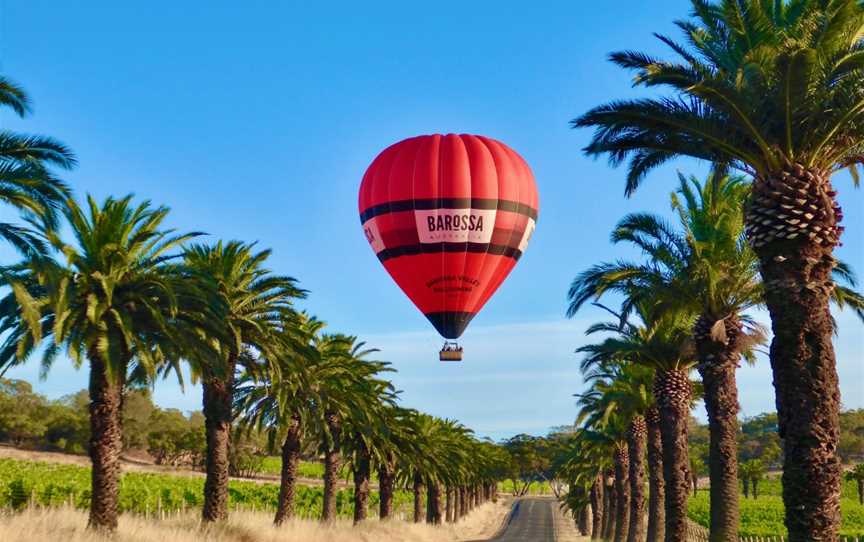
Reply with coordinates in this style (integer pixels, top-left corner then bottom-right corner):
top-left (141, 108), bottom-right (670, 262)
top-left (481, 497), bottom-right (556, 542)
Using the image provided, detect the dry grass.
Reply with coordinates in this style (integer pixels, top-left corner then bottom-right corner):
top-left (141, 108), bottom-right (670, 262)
top-left (0, 500), bottom-right (510, 542)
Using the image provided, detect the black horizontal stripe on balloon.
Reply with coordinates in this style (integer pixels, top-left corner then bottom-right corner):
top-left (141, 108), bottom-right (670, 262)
top-left (359, 198), bottom-right (538, 223)
top-left (376, 242), bottom-right (522, 263)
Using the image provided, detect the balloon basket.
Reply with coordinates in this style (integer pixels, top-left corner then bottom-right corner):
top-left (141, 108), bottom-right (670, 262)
top-left (439, 341), bottom-right (463, 362)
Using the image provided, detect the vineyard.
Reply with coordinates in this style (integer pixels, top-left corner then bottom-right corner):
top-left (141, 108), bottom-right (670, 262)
top-left (687, 478), bottom-right (864, 538)
top-left (258, 457), bottom-right (327, 479)
top-left (0, 459), bottom-right (414, 520)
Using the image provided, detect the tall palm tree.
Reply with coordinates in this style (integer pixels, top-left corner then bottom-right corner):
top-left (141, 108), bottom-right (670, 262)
top-left (585, 363), bottom-right (655, 542)
top-left (375, 406), bottom-right (420, 521)
top-left (572, 2), bottom-right (864, 538)
top-left (0, 75), bottom-right (75, 258)
top-left (0, 195), bottom-right (200, 531)
top-left (183, 241), bottom-right (304, 522)
top-left (341, 367), bottom-right (398, 524)
top-left (571, 173), bottom-right (764, 542)
top-left (577, 305), bottom-right (697, 542)
top-left (576, 387), bottom-right (632, 542)
top-left (233, 312), bottom-right (322, 525)
top-left (570, 173), bottom-right (864, 541)
top-left (306, 334), bottom-right (391, 522)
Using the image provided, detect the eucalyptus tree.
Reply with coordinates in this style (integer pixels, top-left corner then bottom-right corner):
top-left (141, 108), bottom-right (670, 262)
top-left (183, 241), bottom-right (305, 522)
top-left (572, 2), bottom-right (864, 537)
top-left (576, 305), bottom-right (697, 542)
top-left (0, 195), bottom-right (202, 531)
top-left (233, 312), bottom-right (323, 525)
top-left (0, 75), bottom-right (75, 258)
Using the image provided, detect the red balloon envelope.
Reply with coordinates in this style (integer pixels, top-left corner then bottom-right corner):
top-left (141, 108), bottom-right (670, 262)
top-left (358, 134), bottom-right (539, 340)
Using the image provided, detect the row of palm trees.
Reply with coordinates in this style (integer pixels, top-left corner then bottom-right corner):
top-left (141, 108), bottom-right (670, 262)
top-left (0, 76), bottom-right (505, 531)
top-left (562, 1), bottom-right (864, 541)
top-left (559, 171), bottom-right (862, 542)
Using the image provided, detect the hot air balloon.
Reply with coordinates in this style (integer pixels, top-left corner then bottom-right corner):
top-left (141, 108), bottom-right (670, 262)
top-left (358, 134), bottom-right (538, 361)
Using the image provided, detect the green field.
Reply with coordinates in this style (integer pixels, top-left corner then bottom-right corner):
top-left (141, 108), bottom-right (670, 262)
top-left (0, 459), bottom-right (413, 519)
top-left (687, 478), bottom-right (864, 537)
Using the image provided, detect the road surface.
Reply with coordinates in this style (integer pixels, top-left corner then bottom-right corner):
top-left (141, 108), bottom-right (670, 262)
top-left (482, 497), bottom-right (557, 541)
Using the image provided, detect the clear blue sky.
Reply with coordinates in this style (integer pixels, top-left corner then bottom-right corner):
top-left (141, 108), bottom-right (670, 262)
top-left (1, 1), bottom-right (861, 441)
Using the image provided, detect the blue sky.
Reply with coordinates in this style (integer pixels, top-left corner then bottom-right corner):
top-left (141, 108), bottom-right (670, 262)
top-left (1, 1), bottom-right (861, 441)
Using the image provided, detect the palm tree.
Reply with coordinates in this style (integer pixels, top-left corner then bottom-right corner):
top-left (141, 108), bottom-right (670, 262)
top-left (572, 2), bottom-right (864, 538)
top-left (571, 173), bottom-right (864, 541)
top-left (183, 241), bottom-right (304, 522)
top-left (845, 463), bottom-right (864, 505)
top-left (374, 406), bottom-right (419, 521)
top-left (0, 195), bottom-right (200, 531)
top-left (589, 364), bottom-right (655, 542)
top-left (577, 305), bottom-right (697, 542)
top-left (306, 334), bottom-right (391, 522)
top-left (576, 387), bottom-right (631, 542)
top-left (570, 173), bottom-right (765, 541)
top-left (341, 367), bottom-right (398, 524)
top-left (0, 75), bottom-right (75, 258)
top-left (233, 312), bottom-right (323, 525)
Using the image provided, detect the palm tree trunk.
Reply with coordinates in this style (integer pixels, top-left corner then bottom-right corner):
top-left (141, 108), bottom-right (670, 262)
top-left (614, 443), bottom-right (630, 542)
top-left (428, 482), bottom-right (443, 524)
top-left (695, 314), bottom-right (742, 542)
top-left (603, 470), bottom-right (615, 540)
top-left (591, 474), bottom-right (604, 540)
top-left (378, 454), bottom-right (396, 520)
top-left (352, 440), bottom-right (371, 524)
top-left (413, 474), bottom-right (426, 523)
top-left (445, 486), bottom-right (454, 522)
top-left (86, 354), bottom-right (124, 531)
top-left (654, 369), bottom-right (692, 542)
top-left (460, 486), bottom-right (468, 518)
top-left (322, 412), bottom-right (341, 522)
top-left (753, 246), bottom-right (841, 540)
top-left (646, 406), bottom-right (665, 542)
top-left (274, 414), bottom-right (302, 525)
top-left (202, 355), bottom-right (236, 523)
top-left (742, 476), bottom-right (749, 498)
top-left (627, 416), bottom-right (646, 542)
top-left (748, 168), bottom-right (844, 541)
top-left (579, 502), bottom-right (592, 537)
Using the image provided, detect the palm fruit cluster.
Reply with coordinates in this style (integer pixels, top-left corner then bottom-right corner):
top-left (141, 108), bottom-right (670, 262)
top-left (614, 442), bottom-right (629, 464)
top-left (628, 415), bottom-right (647, 441)
top-left (645, 406), bottom-right (660, 427)
top-left (746, 163), bottom-right (843, 250)
top-left (693, 314), bottom-right (741, 367)
top-left (653, 369), bottom-right (692, 411)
